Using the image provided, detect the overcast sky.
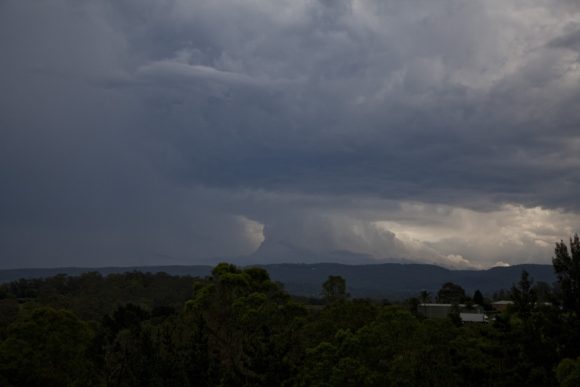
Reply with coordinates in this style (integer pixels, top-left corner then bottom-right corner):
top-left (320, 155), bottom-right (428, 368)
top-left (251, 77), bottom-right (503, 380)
top-left (2, 0), bottom-right (580, 269)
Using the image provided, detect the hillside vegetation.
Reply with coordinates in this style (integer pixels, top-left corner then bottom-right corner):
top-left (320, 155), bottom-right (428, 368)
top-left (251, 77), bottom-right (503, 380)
top-left (0, 236), bottom-right (579, 386)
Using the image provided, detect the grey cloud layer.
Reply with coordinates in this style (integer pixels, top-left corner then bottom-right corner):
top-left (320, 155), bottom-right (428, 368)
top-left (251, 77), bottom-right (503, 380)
top-left (1, 0), bottom-right (579, 268)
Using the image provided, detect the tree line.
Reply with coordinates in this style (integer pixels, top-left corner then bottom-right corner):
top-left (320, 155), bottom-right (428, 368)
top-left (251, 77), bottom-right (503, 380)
top-left (0, 235), bottom-right (579, 386)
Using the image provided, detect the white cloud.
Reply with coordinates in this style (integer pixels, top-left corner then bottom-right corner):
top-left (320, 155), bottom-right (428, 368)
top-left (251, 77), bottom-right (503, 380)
top-left (371, 203), bottom-right (580, 267)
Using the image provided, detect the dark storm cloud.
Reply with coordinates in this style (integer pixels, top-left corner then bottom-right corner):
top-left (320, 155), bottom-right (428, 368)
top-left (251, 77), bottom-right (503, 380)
top-left (1, 0), bottom-right (580, 268)
top-left (107, 0), bottom-right (580, 210)
top-left (549, 26), bottom-right (580, 52)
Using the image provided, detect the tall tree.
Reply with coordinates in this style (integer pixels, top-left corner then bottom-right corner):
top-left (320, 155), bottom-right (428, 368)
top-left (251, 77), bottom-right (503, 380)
top-left (533, 281), bottom-right (553, 304)
top-left (511, 270), bottom-right (537, 320)
top-left (472, 289), bottom-right (484, 306)
top-left (419, 290), bottom-right (432, 303)
top-left (553, 234), bottom-right (580, 315)
top-left (186, 263), bottom-right (306, 386)
top-left (322, 276), bottom-right (347, 302)
top-left (437, 282), bottom-right (466, 304)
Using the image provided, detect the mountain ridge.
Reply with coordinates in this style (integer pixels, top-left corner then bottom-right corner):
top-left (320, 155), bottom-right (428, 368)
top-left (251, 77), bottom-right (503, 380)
top-left (0, 262), bottom-right (556, 299)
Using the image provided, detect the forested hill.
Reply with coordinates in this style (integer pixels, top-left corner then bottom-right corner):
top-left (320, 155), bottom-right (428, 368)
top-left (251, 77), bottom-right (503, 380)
top-left (263, 263), bottom-right (556, 298)
top-left (0, 266), bottom-right (212, 284)
top-left (0, 263), bottom-right (555, 298)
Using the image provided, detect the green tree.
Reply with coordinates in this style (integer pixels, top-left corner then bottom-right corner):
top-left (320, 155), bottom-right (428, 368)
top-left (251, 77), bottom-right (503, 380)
top-left (473, 290), bottom-right (484, 306)
top-left (302, 299), bottom-right (379, 348)
top-left (0, 306), bottom-right (95, 386)
top-left (511, 270), bottom-right (537, 320)
top-left (322, 275), bottom-right (347, 303)
top-left (186, 263), bottom-right (306, 386)
top-left (437, 282), bottom-right (466, 304)
top-left (297, 306), bottom-right (420, 387)
top-left (553, 234), bottom-right (580, 315)
top-left (557, 357), bottom-right (580, 387)
top-left (419, 290), bottom-right (432, 303)
top-left (533, 281), bottom-right (553, 304)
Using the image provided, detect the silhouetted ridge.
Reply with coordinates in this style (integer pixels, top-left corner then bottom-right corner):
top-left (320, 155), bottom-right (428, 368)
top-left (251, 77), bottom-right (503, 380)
top-left (0, 262), bottom-right (555, 298)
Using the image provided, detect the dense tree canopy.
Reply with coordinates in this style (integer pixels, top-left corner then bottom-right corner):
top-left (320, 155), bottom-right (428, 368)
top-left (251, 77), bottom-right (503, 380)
top-left (0, 307), bottom-right (94, 386)
top-left (1, 245), bottom-right (580, 386)
top-left (511, 270), bottom-right (537, 320)
top-left (437, 282), bottom-right (466, 304)
top-left (553, 234), bottom-right (580, 315)
top-left (322, 275), bottom-right (347, 303)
